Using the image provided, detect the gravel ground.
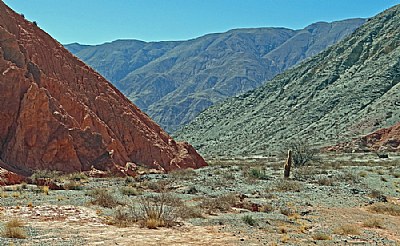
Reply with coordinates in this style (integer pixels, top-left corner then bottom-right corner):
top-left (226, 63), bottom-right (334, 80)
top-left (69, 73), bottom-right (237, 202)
top-left (1, 153), bottom-right (399, 245)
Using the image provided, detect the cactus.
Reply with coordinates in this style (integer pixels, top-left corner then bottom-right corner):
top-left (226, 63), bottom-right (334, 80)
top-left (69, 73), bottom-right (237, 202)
top-left (284, 149), bottom-right (292, 179)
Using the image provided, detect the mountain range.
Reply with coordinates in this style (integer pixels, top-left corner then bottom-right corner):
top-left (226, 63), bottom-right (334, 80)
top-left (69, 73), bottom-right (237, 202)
top-left (66, 18), bottom-right (365, 132)
top-left (176, 5), bottom-right (400, 157)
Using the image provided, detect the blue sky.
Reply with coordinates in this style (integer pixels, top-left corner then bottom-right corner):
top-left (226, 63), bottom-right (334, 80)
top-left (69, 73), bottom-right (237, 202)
top-left (3, 0), bottom-right (400, 45)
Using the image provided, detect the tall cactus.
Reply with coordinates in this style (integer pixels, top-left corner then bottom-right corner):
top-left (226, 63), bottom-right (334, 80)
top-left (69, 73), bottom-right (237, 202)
top-left (284, 149), bottom-right (292, 179)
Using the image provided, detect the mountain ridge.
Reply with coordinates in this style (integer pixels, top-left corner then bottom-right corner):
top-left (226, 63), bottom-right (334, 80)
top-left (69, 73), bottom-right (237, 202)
top-left (66, 18), bottom-right (365, 132)
top-left (176, 5), bottom-right (400, 157)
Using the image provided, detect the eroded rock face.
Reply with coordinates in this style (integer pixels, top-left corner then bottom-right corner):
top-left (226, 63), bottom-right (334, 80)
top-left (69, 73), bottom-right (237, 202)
top-left (328, 122), bottom-right (400, 152)
top-left (0, 2), bottom-right (206, 176)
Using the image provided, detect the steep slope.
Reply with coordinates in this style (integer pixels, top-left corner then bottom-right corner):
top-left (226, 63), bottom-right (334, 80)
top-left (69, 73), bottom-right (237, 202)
top-left (0, 2), bottom-right (206, 176)
top-left (66, 19), bottom-right (364, 132)
top-left (177, 5), bottom-right (400, 157)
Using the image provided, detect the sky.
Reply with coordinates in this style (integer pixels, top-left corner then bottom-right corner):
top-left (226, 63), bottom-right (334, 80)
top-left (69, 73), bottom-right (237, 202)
top-left (3, 0), bottom-right (400, 45)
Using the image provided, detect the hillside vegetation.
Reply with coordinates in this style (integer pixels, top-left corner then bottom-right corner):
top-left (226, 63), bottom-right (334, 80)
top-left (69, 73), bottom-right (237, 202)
top-left (177, 6), bottom-right (400, 157)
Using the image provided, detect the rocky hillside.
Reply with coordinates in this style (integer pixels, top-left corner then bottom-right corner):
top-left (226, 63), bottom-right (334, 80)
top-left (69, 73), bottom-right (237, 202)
top-left (66, 19), bottom-right (365, 132)
top-left (328, 122), bottom-right (400, 152)
top-left (0, 2), bottom-right (206, 176)
top-left (177, 5), bottom-right (400, 157)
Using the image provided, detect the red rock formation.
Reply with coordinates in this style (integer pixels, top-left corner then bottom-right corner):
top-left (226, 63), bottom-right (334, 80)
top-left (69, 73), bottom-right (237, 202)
top-left (0, 2), bottom-right (207, 177)
top-left (326, 122), bottom-right (400, 152)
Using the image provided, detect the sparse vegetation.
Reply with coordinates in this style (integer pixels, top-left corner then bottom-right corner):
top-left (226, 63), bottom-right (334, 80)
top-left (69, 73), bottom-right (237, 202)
top-left (363, 218), bottom-right (384, 228)
top-left (312, 232), bottom-right (331, 240)
top-left (242, 215), bottom-right (257, 226)
top-left (285, 140), bottom-right (319, 167)
top-left (334, 224), bottom-right (360, 235)
top-left (89, 188), bottom-right (121, 208)
top-left (1, 218), bottom-right (27, 239)
top-left (368, 202), bottom-right (400, 216)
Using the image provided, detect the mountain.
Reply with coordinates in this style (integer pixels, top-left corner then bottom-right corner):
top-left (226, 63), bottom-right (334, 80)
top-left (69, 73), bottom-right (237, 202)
top-left (66, 19), bottom-right (365, 132)
top-left (176, 5), bottom-right (400, 157)
top-left (0, 2), bottom-right (206, 176)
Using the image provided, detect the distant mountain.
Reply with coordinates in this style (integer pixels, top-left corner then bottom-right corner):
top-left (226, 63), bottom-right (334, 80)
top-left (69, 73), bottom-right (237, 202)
top-left (176, 5), bottom-right (400, 157)
top-left (66, 19), bottom-right (365, 133)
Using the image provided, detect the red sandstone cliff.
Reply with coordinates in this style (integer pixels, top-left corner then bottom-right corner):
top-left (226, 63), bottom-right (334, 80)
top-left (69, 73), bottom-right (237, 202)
top-left (0, 2), bottom-right (207, 176)
top-left (327, 122), bottom-right (400, 152)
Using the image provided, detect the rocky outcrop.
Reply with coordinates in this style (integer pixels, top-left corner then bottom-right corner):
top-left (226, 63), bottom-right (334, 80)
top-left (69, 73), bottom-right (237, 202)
top-left (328, 122), bottom-right (400, 152)
top-left (0, 2), bottom-right (206, 176)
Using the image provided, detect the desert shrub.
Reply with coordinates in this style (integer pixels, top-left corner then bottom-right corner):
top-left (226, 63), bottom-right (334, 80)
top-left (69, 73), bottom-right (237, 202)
top-left (280, 206), bottom-right (297, 216)
top-left (260, 204), bottom-right (274, 213)
top-left (316, 177), bottom-right (335, 186)
top-left (136, 193), bottom-right (180, 228)
top-left (334, 224), bottom-right (360, 235)
top-left (246, 168), bottom-right (268, 180)
top-left (176, 205), bottom-right (204, 219)
top-left (169, 168), bottom-right (197, 180)
top-left (63, 181), bottom-right (83, 190)
top-left (312, 232), bottom-right (331, 240)
top-left (109, 206), bottom-right (138, 227)
top-left (31, 170), bottom-right (61, 182)
top-left (65, 172), bottom-right (88, 181)
top-left (1, 218), bottom-right (27, 239)
top-left (119, 186), bottom-right (141, 196)
top-left (274, 180), bottom-right (303, 192)
top-left (363, 218), bottom-right (384, 228)
top-left (368, 202), bottom-right (400, 216)
top-left (242, 215), bottom-right (257, 226)
top-left (89, 188), bottom-right (121, 208)
top-left (393, 172), bottom-right (400, 178)
top-left (335, 171), bottom-right (360, 184)
top-left (285, 140), bottom-right (319, 167)
top-left (200, 193), bottom-right (238, 213)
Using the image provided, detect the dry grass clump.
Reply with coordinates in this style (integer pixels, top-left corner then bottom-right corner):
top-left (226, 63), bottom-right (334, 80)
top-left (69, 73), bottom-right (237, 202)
top-left (200, 193), bottom-right (238, 213)
top-left (137, 193), bottom-right (180, 229)
top-left (169, 168), bottom-right (197, 180)
top-left (334, 224), bottom-right (361, 235)
top-left (312, 232), bottom-right (331, 240)
top-left (274, 180), bottom-right (303, 192)
top-left (108, 206), bottom-right (138, 227)
top-left (363, 218), bottom-right (384, 228)
top-left (119, 186), bottom-right (141, 196)
top-left (1, 218), bottom-right (27, 239)
top-left (89, 188), bottom-right (121, 208)
top-left (368, 202), bottom-right (400, 216)
top-left (316, 177), bottom-right (335, 186)
top-left (62, 181), bottom-right (84, 190)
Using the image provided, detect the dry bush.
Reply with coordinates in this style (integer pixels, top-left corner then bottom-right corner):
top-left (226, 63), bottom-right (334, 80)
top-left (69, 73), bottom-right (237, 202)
top-left (1, 218), bottom-right (27, 239)
top-left (316, 177), bottom-right (335, 186)
top-left (280, 206), bottom-right (297, 216)
top-left (119, 186), bottom-right (141, 196)
top-left (274, 180), bottom-right (303, 192)
top-left (285, 140), bottom-right (319, 167)
top-left (89, 188), bottom-right (121, 208)
top-left (368, 202), bottom-right (400, 216)
top-left (169, 168), bottom-right (197, 180)
top-left (62, 181), bottom-right (83, 190)
top-left (109, 206), bottom-right (138, 227)
top-left (312, 232), bottom-right (331, 240)
top-left (200, 193), bottom-right (238, 213)
top-left (260, 204), bottom-right (274, 213)
top-left (334, 224), bottom-right (360, 235)
top-left (137, 192), bottom-right (181, 229)
top-left (363, 218), bottom-right (384, 228)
